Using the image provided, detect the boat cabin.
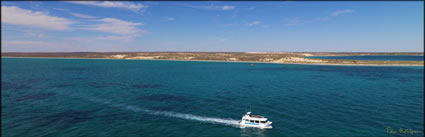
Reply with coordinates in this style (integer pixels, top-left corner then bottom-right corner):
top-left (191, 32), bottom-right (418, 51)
top-left (242, 112), bottom-right (269, 124)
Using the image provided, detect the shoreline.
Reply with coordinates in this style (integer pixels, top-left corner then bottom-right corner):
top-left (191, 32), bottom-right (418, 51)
top-left (2, 56), bottom-right (424, 67)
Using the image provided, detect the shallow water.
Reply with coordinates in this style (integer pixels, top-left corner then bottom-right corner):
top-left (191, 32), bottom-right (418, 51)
top-left (2, 58), bottom-right (424, 136)
top-left (306, 55), bottom-right (424, 61)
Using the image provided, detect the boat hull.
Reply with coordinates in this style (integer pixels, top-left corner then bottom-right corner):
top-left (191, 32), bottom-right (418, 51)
top-left (239, 121), bottom-right (272, 129)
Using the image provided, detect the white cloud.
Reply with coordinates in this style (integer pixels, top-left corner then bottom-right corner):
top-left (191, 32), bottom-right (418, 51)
top-left (22, 30), bottom-right (47, 38)
top-left (285, 18), bottom-right (300, 26)
top-left (80, 18), bottom-right (150, 42)
top-left (320, 9), bottom-right (354, 22)
top-left (221, 5), bottom-right (235, 10)
top-left (84, 18), bottom-right (145, 35)
top-left (71, 34), bottom-right (149, 43)
top-left (95, 35), bottom-right (136, 42)
top-left (331, 9), bottom-right (353, 17)
top-left (2, 40), bottom-right (56, 47)
top-left (68, 1), bottom-right (147, 14)
top-left (186, 4), bottom-right (235, 11)
top-left (166, 17), bottom-right (176, 21)
top-left (247, 21), bottom-right (261, 26)
top-left (53, 8), bottom-right (69, 11)
top-left (30, 33), bottom-right (46, 38)
top-left (1, 6), bottom-right (74, 31)
top-left (70, 12), bottom-right (96, 19)
top-left (1, 40), bottom-right (81, 52)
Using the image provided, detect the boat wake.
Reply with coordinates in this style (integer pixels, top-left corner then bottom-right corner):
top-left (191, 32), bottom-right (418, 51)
top-left (70, 93), bottom-right (240, 127)
top-left (151, 111), bottom-right (241, 127)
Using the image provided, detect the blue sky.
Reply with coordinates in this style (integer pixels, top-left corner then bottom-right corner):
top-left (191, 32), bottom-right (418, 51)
top-left (1, 1), bottom-right (423, 52)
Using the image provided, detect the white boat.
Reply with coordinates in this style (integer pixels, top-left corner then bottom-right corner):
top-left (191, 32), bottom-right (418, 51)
top-left (239, 112), bottom-right (272, 129)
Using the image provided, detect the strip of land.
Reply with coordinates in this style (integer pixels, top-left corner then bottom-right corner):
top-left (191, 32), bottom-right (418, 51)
top-left (1, 52), bottom-right (424, 66)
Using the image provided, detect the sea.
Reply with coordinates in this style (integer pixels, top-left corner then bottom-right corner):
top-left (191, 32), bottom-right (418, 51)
top-left (306, 55), bottom-right (424, 61)
top-left (2, 57), bottom-right (424, 137)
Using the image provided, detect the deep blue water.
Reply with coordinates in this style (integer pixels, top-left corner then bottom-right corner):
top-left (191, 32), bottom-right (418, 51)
top-left (306, 56), bottom-right (424, 61)
top-left (2, 58), bottom-right (424, 137)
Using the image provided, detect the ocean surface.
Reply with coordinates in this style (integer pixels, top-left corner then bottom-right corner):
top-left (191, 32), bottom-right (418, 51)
top-left (2, 58), bottom-right (424, 137)
top-left (306, 56), bottom-right (424, 61)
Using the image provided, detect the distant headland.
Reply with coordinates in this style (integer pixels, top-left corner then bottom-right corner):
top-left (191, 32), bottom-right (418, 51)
top-left (1, 52), bottom-right (423, 66)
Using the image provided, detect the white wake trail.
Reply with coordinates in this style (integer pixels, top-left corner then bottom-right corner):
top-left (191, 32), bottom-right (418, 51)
top-left (71, 93), bottom-right (240, 127)
top-left (150, 111), bottom-right (241, 126)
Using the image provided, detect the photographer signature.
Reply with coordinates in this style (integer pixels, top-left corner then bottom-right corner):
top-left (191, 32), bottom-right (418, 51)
top-left (386, 126), bottom-right (422, 134)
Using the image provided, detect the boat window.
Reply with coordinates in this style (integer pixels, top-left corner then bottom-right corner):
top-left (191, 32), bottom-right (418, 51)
top-left (245, 119), bottom-right (249, 122)
top-left (261, 120), bottom-right (267, 123)
top-left (255, 120), bottom-right (259, 123)
top-left (250, 120), bottom-right (254, 123)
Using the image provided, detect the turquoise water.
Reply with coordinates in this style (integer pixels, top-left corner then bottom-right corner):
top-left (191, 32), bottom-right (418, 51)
top-left (306, 56), bottom-right (424, 61)
top-left (2, 58), bottom-right (424, 137)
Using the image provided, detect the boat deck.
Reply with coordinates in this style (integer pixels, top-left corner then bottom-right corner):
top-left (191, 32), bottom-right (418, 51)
top-left (251, 115), bottom-right (264, 118)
